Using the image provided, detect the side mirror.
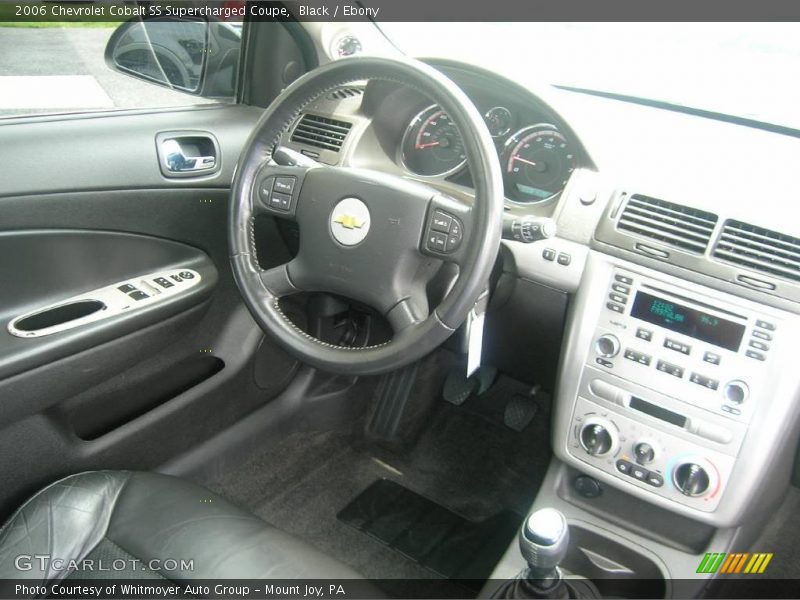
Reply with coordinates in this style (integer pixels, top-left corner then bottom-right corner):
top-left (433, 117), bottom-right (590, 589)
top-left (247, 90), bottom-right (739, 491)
top-left (104, 17), bottom-right (241, 99)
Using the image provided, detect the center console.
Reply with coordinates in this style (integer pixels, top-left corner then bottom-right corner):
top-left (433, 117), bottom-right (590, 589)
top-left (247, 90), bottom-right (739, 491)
top-left (554, 252), bottom-right (800, 527)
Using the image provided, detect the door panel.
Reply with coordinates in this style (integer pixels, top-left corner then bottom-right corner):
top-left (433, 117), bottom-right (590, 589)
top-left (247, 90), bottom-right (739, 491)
top-left (0, 105), bottom-right (300, 519)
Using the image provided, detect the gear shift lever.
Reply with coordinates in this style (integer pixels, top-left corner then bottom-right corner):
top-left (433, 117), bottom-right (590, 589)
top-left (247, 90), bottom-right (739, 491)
top-left (493, 508), bottom-right (599, 599)
top-left (519, 508), bottom-right (570, 581)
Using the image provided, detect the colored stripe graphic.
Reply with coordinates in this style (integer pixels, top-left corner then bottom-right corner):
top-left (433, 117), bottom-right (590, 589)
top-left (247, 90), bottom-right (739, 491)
top-left (699, 552), bottom-right (774, 575)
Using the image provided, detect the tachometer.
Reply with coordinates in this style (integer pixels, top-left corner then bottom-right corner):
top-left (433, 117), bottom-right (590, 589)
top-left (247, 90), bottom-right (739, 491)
top-left (401, 106), bottom-right (466, 177)
top-left (501, 124), bottom-right (576, 203)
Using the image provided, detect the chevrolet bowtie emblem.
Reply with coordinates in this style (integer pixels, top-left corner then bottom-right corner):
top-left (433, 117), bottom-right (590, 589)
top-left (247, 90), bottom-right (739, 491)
top-left (333, 214), bottom-right (366, 230)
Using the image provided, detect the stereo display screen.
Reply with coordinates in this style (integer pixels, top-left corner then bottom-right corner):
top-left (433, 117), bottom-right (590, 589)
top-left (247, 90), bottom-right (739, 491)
top-left (630, 291), bottom-right (745, 351)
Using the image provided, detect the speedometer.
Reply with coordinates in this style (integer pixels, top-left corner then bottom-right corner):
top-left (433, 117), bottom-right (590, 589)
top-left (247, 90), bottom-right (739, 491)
top-left (501, 124), bottom-right (576, 203)
top-left (401, 106), bottom-right (466, 177)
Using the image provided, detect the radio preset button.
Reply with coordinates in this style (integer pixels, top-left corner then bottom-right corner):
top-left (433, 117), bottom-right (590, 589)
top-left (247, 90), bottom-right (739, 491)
top-left (607, 302), bottom-right (624, 313)
top-left (609, 293), bottom-right (628, 304)
top-left (690, 372), bottom-right (719, 391)
top-left (636, 328), bottom-right (653, 342)
top-left (752, 330), bottom-right (772, 341)
top-left (656, 360), bottom-right (684, 378)
top-left (615, 274), bottom-right (633, 285)
top-left (624, 348), bottom-right (652, 366)
top-left (755, 320), bottom-right (776, 331)
top-left (612, 283), bottom-right (630, 294)
top-left (664, 338), bottom-right (691, 355)
top-left (749, 339), bottom-right (769, 351)
top-left (703, 351), bottom-right (721, 365)
top-left (745, 350), bottom-right (766, 361)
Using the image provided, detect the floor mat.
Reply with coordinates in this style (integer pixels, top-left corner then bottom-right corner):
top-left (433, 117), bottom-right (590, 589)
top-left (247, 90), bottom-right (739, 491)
top-left (338, 479), bottom-right (520, 588)
top-left (202, 367), bottom-right (551, 595)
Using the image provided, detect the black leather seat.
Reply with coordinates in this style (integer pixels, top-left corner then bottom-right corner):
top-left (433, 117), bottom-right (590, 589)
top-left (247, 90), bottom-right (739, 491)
top-left (0, 471), bottom-right (364, 581)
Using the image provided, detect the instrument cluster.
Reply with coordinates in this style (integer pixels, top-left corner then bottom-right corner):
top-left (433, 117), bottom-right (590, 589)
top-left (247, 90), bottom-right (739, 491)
top-left (399, 103), bottom-right (577, 204)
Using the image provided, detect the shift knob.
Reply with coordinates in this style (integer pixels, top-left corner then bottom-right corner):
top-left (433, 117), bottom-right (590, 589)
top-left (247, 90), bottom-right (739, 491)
top-left (519, 508), bottom-right (570, 573)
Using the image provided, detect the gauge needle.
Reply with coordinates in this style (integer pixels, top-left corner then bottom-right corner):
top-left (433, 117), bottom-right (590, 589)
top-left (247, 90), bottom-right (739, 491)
top-left (416, 141), bottom-right (440, 149)
top-left (512, 155), bottom-right (539, 167)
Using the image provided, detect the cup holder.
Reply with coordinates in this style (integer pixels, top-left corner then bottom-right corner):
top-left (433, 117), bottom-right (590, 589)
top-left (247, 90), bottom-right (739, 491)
top-left (564, 525), bottom-right (666, 598)
top-left (13, 300), bottom-right (106, 334)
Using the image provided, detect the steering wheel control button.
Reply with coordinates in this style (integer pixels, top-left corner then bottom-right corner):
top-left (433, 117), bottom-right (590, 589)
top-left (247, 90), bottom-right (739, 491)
top-left (703, 351), bottom-right (721, 365)
top-left (273, 177), bottom-right (296, 195)
top-left (330, 197), bottom-right (371, 246)
top-left (269, 191), bottom-right (292, 212)
top-left (424, 209), bottom-right (463, 254)
top-left (431, 210), bottom-right (453, 233)
top-left (427, 232), bottom-right (448, 252)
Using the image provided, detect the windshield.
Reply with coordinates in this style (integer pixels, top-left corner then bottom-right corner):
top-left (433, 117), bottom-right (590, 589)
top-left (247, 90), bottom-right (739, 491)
top-left (379, 23), bottom-right (800, 131)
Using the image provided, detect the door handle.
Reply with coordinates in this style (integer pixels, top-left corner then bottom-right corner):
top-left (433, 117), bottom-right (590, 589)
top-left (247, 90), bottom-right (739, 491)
top-left (155, 131), bottom-right (221, 178)
top-left (162, 138), bottom-right (216, 172)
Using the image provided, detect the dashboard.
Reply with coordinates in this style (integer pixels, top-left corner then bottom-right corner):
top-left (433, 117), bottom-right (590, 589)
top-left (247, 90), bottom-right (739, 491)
top-left (280, 56), bottom-right (800, 532)
top-left (280, 61), bottom-right (593, 211)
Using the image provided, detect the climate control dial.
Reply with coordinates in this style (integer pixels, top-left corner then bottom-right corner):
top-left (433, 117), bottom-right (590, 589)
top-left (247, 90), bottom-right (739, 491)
top-left (579, 417), bottom-right (619, 457)
top-left (672, 457), bottom-right (718, 498)
top-left (633, 441), bottom-right (657, 465)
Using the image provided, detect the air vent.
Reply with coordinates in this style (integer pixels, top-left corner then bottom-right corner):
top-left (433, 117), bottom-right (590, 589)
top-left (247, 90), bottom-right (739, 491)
top-left (713, 220), bottom-right (800, 283)
top-left (617, 194), bottom-right (718, 254)
top-left (290, 114), bottom-right (352, 152)
top-left (326, 87), bottom-right (364, 101)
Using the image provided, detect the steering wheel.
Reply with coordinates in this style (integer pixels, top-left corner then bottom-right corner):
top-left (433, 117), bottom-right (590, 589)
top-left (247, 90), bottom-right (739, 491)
top-left (229, 56), bottom-right (503, 376)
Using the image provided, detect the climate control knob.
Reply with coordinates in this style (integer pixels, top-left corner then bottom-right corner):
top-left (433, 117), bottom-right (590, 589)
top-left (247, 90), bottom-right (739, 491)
top-left (595, 334), bottom-right (621, 358)
top-left (579, 418), bottom-right (618, 457)
top-left (633, 442), bottom-right (656, 465)
top-left (673, 462), bottom-right (711, 497)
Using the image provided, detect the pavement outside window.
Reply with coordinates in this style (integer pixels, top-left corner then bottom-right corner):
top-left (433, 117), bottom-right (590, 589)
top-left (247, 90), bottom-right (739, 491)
top-left (0, 23), bottom-right (215, 117)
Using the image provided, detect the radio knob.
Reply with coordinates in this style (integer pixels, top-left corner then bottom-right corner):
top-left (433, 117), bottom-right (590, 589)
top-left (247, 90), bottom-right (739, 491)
top-left (673, 462), bottom-right (711, 497)
top-left (595, 334), bottom-right (621, 358)
top-left (724, 380), bottom-right (749, 405)
top-left (579, 418), bottom-right (618, 457)
top-left (633, 442), bottom-right (656, 465)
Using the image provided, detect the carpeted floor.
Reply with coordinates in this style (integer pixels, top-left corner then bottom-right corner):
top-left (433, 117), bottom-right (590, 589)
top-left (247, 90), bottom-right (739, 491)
top-left (203, 369), bottom-right (552, 591)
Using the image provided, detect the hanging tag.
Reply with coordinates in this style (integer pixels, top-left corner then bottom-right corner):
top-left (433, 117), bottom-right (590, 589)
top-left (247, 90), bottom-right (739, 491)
top-left (465, 290), bottom-right (489, 378)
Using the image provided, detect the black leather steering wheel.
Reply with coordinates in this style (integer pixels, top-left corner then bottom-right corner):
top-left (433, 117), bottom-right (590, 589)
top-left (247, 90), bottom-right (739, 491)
top-left (229, 56), bottom-right (503, 375)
